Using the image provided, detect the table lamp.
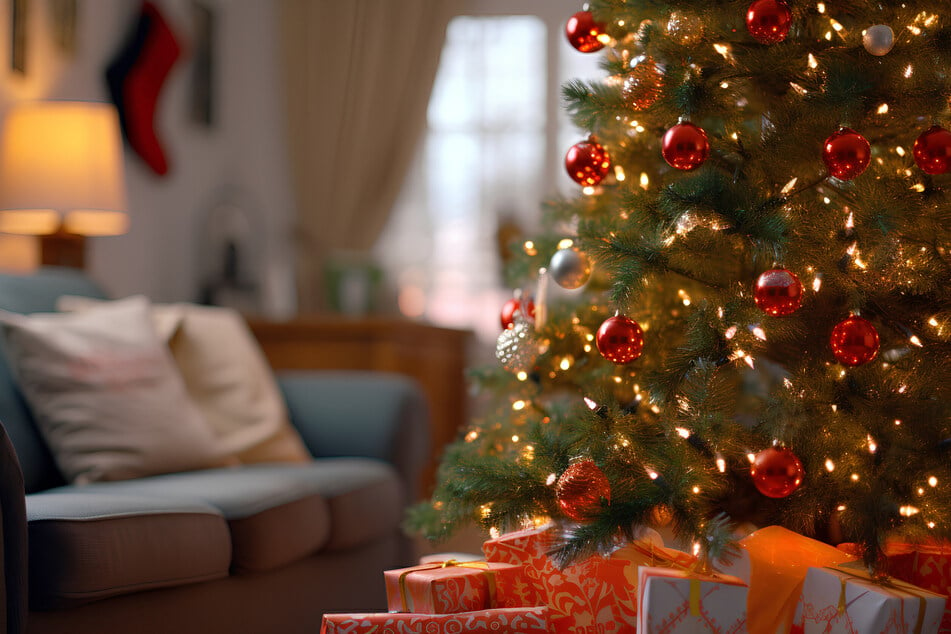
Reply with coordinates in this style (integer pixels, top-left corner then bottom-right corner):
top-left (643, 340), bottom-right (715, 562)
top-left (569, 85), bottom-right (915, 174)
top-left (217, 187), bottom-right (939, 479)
top-left (0, 101), bottom-right (128, 268)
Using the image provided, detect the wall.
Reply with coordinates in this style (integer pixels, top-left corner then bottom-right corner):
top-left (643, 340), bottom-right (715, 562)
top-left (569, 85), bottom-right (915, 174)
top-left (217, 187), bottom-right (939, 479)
top-left (0, 0), bottom-right (297, 317)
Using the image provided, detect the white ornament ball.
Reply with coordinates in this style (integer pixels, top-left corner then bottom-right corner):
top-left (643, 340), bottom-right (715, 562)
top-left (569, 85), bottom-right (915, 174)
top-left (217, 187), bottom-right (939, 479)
top-left (863, 25), bottom-right (894, 56)
top-left (495, 318), bottom-right (538, 373)
top-left (549, 247), bottom-right (592, 289)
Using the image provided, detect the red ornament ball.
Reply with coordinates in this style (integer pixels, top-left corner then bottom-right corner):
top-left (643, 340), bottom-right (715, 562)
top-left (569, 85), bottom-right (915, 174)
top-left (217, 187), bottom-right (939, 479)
top-left (621, 56), bottom-right (664, 111)
top-left (830, 315), bottom-right (880, 366)
top-left (823, 128), bottom-right (871, 180)
top-left (500, 298), bottom-right (535, 330)
top-left (913, 125), bottom-right (951, 175)
top-left (565, 139), bottom-right (611, 187)
top-left (566, 11), bottom-right (605, 53)
top-left (746, 0), bottom-right (792, 44)
top-left (556, 459), bottom-right (611, 521)
top-left (662, 122), bottom-right (709, 171)
top-left (596, 315), bottom-right (645, 364)
top-left (750, 446), bottom-right (804, 498)
top-left (754, 269), bottom-right (803, 316)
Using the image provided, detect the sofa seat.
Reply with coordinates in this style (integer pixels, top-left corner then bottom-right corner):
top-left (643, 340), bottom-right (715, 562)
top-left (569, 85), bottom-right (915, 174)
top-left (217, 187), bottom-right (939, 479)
top-left (26, 492), bottom-right (231, 610)
top-left (37, 457), bottom-right (402, 580)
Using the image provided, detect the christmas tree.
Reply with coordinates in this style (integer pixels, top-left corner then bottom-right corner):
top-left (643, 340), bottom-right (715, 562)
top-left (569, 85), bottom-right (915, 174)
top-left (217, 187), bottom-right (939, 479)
top-left (410, 0), bottom-right (951, 570)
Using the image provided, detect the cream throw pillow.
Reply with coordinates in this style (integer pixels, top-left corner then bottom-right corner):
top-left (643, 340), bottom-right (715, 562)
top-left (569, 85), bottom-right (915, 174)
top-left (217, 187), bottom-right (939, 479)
top-left (58, 297), bottom-right (311, 464)
top-left (0, 296), bottom-right (232, 484)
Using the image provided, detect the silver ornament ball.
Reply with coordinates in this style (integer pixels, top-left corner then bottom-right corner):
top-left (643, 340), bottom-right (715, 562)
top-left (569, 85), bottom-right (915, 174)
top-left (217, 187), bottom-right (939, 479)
top-left (549, 247), bottom-right (592, 289)
top-left (495, 318), bottom-right (538, 374)
top-left (863, 25), bottom-right (894, 56)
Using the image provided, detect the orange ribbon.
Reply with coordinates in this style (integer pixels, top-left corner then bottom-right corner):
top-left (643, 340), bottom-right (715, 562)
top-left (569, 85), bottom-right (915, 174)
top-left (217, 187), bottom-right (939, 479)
top-left (397, 560), bottom-right (497, 613)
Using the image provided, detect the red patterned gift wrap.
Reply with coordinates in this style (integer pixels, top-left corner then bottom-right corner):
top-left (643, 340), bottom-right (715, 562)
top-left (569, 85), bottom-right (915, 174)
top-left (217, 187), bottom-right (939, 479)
top-left (319, 606), bottom-right (548, 633)
top-left (637, 566), bottom-right (748, 634)
top-left (483, 525), bottom-right (696, 634)
top-left (383, 560), bottom-right (523, 614)
top-left (791, 565), bottom-right (945, 634)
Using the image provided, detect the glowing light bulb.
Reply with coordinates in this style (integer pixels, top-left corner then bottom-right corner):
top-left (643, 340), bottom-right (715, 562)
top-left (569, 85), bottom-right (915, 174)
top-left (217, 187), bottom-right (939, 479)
top-left (929, 476), bottom-right (938, 487)
top-left (512, 400), bottom-right (527, 411)
top-left (825, 459), bottom-right (835, 472)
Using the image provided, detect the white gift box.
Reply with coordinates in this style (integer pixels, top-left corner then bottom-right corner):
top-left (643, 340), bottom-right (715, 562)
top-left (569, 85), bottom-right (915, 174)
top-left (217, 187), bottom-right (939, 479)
top-left (792, 565), bottom-right (946, 634)
top-left (637, 565), bottom-right (748, 633)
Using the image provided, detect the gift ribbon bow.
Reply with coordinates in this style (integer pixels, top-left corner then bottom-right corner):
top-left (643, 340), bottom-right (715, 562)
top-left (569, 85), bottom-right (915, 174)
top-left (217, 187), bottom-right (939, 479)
top-left (398, 560), bottom-right (497, 613)
top-left (629, 541), bottom-right (712, 617)
top-left (829, 565), bottom-right (930, 634)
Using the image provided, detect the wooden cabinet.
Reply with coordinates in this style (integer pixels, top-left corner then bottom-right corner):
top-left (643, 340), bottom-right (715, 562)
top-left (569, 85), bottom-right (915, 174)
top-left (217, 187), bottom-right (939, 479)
top-left (247, 316), bottom-right (471, 497)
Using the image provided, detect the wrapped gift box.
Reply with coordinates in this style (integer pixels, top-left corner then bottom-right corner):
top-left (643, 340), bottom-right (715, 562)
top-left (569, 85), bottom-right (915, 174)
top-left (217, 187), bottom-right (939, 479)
top-left (319, 606), bottom-right (548, 633)
top-left (792, 565), bottom-right (945, 634)
top-left (716, 526), bottom-right (856, 634)
top-left (483, 525), bottom-right (695, 633)
top-left (383, 559), bottom-right (523, 614)
top-left (637, 565), bottom-right (748, 634)
top-left (838, 540), bottom-right (951, 632)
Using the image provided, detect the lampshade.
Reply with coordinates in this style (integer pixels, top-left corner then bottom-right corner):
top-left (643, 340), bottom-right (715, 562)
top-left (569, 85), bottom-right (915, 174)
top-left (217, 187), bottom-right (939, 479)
top-left (0, 101), bottom-right (128, 236)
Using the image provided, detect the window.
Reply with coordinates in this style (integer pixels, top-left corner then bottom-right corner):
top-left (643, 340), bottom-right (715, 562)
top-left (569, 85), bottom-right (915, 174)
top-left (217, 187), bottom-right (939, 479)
top-left (375, 5), bottom-right (600, 345)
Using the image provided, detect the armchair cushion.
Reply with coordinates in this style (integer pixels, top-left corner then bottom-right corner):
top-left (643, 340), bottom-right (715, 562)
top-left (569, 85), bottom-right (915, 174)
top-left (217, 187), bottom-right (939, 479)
top-left (58, 297), bottom-right (312, 465)
top-left (0, 296), bottom-right (231, 484)
top-left (26, 492), bottom-right (231, 609)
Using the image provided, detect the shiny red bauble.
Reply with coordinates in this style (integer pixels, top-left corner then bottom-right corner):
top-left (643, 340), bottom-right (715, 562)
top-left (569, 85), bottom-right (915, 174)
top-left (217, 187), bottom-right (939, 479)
top-left (566, 10), bottom-right (605, 53)
top-left (556, 459), bottom-right (611, 521)
top-left (746, 0), bottom-right (792, 44)
top-left (754, 268), bottom-right (803, 316)
top-left (662, 122), bottom-right (710, 171)
top-left (596, 315), bottom-right (645, 364)
top-left (750, 446), bottom-right (804, 498)
top-left (830, 315), bottom-right (880, 366)
top-left (823, 128), bottom-right (871, 180)
top-left (500, 298), bottom-right (535, 330)
top-left (913, 125), bottom-right (951, 175)
top-left (565, 139), bottom-right (611, 187)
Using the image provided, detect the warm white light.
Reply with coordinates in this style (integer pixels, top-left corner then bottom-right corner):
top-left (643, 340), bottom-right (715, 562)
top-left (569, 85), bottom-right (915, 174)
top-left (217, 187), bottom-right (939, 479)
top-left (716, 457), bottom-right (726, 473)
top-left (876, 103), bottom-right (889, 114)
top-left (465, 431), bottom-right (479, 442)
top-left (584, 397), bottom-right (598, 410)
top-left (910, 335), bottom-right (923, 347)
top-left (692, 486), bottom-right (700, 494)
top-left (614, 165), bottom-right (626, 181)
top-left (516, 371), bottom-right (528, 381)
top-left (511, 435), bottom-right (519, 443)
top-left (725, 326), bottom-right (738, 339)
top-left (747, 453), bottom-right (756, 463)
top-left (817, 2), bottom-right (826, 13)
top-left (896, 146), bottom-right (907, 157)
top-left (900, 505), bottom-right (921, 517)
top-left (676, 427), bottom-right (691, 439)
top-left (851, 474), bottom-right (860, 482)
top-left (867, 435), bottom-right (877, 453)
top-left (489, 527), bottom-right (500, 539)
top-left (781, 178), bottom-right (798, 195)
top-left (523, 241), bottom-right (537, 255)
top-left (648, 470), bottom-right (659, 480)
top-left (639, 173), bottom-right (650, 190)
top-left (0, 101), bottom-right (128, 236)
top-left (904, 64), bottom-right (914, 78)
top-left (752, 326), bottom-right (767, 341)
top-left (929, 476), bottom-right (938, 487)
top-left (582, 186), bottom-right (596, 196)
top-left (825, 459), bottom-right (835, 472)
top-left (713, 43), bottom-right (731, 59)
top-left (546, 473), bottom-right (557, 486)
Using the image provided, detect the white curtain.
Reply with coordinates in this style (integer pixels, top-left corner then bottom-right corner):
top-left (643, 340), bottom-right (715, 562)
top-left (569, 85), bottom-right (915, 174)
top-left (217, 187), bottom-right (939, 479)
top-left (279, 0), bottom-right (453, 312)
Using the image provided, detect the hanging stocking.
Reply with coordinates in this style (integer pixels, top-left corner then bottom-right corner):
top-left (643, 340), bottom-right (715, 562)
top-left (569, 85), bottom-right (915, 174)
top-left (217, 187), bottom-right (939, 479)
top-left (105, 2), bottom-right (181, 176)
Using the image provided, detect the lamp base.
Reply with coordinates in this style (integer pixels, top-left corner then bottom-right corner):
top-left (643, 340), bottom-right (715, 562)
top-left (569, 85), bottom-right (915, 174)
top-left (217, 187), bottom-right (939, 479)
top-left (39, 230), bottom-right (86, 268)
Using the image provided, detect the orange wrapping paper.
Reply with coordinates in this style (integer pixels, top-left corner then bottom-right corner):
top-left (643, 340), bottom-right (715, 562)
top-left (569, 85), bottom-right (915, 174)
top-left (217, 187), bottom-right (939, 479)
top-left (319, 606), bottom-right (549, 633)
top-left (483, 525), bottom-right (696, 633)
top-left (717, 526), bottom-right (855, 634)
top-left (383, 560), bottom-right (523, 614)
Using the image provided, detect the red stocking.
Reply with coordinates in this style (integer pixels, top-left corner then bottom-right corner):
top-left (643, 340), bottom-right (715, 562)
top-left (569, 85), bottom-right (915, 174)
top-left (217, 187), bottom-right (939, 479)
top-left (106, 2), bottom-right (182, 176)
